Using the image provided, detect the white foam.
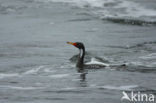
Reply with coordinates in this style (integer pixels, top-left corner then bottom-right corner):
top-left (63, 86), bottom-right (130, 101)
top-left (23, 66), bottom-right (44, 75)
top-left (98, 85), bottom-right (138, 91)
top-left (0, 73), bottom-right (20, 79)
top-left (44, 68), bottom-right (56, 73)
top-left (117, 1), bottom-right (156, 18)
top-left (35, 0), bottom-right (156, 21)
top-left (86, 58), bottom-right (110, 67)
top-left (35, 0), bottom-right (115, 8)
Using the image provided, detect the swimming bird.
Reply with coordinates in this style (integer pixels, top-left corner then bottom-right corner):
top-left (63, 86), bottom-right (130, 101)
top-left (67, 42), bottom-right (108, 69)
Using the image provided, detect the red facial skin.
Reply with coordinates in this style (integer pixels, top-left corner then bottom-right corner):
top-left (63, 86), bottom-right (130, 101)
top-left (67, 42), bottom-right (77, 46)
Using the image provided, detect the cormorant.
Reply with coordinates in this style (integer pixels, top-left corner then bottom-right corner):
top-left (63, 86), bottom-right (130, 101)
top-left (67, 42), bottom-right (107, 69)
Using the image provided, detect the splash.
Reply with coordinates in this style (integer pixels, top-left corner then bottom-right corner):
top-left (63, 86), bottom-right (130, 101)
top-left (86, 58), bottom-right (110, 67)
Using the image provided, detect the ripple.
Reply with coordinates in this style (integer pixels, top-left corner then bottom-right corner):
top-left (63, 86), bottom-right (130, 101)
top-left (0, 73), bottom-right (20, 79)
top-left (105, 41), bottom-right (156, 51)
top-left (97, 85), bottom-right (139, 91)
top-left (0, 85), bottom-right (45, 90)
top-left (49, 74), bottom-right (70, 78)
top-left (140, 53), bottom-right (156, 60)
top-left (43, 87), bottom-right (87, 94)
top-left (68, 18), bottom-right (92, 22)
top-left (23, 66), bottom-right (44, 75)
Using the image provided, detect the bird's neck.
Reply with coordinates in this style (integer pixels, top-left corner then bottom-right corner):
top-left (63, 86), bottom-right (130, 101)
top-left (76, 48), bottom-right (85, 68)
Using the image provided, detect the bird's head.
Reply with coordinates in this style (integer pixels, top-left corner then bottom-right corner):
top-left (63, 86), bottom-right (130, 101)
top-left (67, 42), bottom-right (84, 50)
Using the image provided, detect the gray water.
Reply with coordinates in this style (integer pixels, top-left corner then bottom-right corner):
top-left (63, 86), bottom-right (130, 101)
top-left (0, 0), bottom-right (156, 103)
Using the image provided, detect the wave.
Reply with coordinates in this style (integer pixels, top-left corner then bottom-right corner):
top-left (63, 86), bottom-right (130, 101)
top-left (0, 73), bottom-right (20, 79)
top-left (106, 41), bottom-right (156, 52)
top-left (0, 2), bottom-right (27, 14)
top-left (90, 84), bottom-right (156, 94)
top-left (35, 0), bottom-right (156, 26)
top-left (140, 53), bottom-right (156, 60)
top-left (0, 85), bottom-right (45, 90)
top-left (133, 53), bottom-right (156, 68)
top-left (127, 41), bottom-right (156, 51)
top-left (23, 66), bottom-right (44, 75)
top-left (102, 17), bottom-right (156, 26)
top-left (97, 85), bottom-right (139, 91)
top-left (52, 85), bottom-right (139, 91)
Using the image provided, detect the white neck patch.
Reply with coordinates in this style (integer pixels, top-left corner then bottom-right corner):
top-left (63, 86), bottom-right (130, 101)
top-left (79, 49), bottom-right (83, 58)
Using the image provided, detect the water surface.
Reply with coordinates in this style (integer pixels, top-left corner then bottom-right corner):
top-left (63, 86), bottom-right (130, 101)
top-left (0, 0), bottom-right (156, 103)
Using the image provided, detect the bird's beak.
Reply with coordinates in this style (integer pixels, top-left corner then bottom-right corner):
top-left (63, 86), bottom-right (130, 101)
top-left (67, 42), bottom-right (74, 45)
